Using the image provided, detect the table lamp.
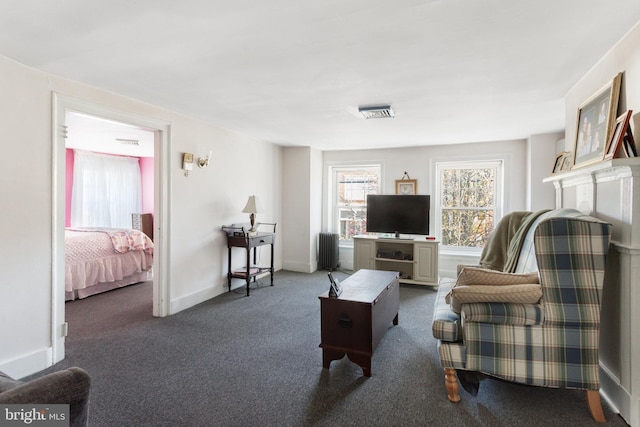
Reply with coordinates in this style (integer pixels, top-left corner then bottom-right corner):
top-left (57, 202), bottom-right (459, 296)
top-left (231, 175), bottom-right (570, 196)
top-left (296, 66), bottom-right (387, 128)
top-left (242, 195), bottom-right (262, 234)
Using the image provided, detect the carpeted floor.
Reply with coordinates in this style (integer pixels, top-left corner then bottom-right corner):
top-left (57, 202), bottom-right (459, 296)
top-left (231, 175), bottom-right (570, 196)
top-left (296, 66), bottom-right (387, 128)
top-left (42, 270), bottom-right (626, 426)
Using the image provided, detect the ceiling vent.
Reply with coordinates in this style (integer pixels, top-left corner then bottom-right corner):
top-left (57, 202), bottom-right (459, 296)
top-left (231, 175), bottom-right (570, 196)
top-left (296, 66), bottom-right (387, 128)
top-left (116, 138), bottom-right (140, 146)
top-left (359, 105), bottom-right (395, 119)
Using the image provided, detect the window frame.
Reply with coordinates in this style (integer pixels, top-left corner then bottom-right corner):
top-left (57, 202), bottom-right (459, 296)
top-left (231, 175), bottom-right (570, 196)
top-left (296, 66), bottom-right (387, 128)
top-left (434, 159), bottom-right (504, 255)
top-left (327, 163), bottom-right (382, 246)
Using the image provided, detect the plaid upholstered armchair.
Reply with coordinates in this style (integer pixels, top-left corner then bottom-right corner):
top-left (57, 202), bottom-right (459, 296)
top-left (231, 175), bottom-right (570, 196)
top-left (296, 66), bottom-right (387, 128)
top-left (432, 209), bottom-right (612, 422)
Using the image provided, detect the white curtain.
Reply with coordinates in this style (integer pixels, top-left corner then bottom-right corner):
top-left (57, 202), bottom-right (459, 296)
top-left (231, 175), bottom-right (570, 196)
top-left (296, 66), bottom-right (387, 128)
top-left (71, 150), bottom-right (142, 228)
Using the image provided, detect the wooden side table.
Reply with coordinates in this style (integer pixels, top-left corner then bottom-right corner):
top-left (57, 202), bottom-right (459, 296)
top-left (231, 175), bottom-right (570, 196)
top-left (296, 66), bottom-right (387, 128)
top-left (222, 224), bottom-right (276, 296)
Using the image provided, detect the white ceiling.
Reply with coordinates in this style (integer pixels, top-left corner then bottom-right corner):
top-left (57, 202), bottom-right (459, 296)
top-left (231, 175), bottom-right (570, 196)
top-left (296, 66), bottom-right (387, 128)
top-left (2, 1), bottom-right (640, 151)
top-left (65, 112), bottom-right (155, 157)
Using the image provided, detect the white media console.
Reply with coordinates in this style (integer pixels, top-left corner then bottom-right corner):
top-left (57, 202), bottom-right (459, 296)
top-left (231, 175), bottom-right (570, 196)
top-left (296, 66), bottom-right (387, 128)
top-left (353, 235), bottom-right (439, 287)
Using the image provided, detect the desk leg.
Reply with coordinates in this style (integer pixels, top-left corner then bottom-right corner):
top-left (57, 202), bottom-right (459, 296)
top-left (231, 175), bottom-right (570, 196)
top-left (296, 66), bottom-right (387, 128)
top-left (245, 247), bottom-right (251, 296)
top-left (253, 247), bottom-right (258, 283)
top-left (227, 247), bottom-right (232, 292)
top-left (270, 243), bottom-right (274, 286)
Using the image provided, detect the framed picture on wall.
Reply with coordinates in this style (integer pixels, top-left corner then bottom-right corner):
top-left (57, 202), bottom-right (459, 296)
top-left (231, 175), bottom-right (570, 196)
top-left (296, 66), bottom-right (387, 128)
top-left (572, 72), bottom-right (622, 169)
top-left (395, 179), bottom-right (417, 195)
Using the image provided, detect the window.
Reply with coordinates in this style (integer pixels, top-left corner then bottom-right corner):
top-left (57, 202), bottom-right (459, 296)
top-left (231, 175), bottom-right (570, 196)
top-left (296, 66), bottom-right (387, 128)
top-left (435, 160), bottom-right (503, 252)
top-left (71, 150), bottom-right (142, 228)
top-left (330, 165), bottom-right (381, 241)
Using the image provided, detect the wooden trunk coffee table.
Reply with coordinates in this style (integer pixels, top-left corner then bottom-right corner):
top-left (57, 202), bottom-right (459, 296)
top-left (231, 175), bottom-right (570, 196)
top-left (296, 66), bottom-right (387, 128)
top-left (318, 269), bottom-right (400, 377)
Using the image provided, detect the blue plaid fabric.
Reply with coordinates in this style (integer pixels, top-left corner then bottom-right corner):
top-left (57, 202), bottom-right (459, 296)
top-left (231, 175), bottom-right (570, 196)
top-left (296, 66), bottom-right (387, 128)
top-left (433, 210), bottom-right (612, 391)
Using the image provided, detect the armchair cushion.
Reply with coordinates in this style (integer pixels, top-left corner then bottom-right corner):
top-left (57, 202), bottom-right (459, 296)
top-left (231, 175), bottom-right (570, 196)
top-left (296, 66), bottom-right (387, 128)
top-left (455, 266), bottom-right (539, 286)
top-left (447, 284), bottom-right (542, 313)
top-left (445, 266), bottom-right (541, 313)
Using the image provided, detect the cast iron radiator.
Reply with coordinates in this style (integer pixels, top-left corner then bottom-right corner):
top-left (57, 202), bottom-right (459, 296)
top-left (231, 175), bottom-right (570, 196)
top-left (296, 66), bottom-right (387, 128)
top-left (318, 232), bottom-right (339, 270)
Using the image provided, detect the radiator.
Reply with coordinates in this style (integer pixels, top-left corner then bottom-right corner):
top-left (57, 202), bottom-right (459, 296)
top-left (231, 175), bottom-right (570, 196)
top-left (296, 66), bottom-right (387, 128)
top-left (318, 233), bottom-right (339, 270)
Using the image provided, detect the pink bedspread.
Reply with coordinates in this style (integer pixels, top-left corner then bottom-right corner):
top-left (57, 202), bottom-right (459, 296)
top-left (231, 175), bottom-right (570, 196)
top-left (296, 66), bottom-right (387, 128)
top-left (65, 228), bottom-right (154, 299)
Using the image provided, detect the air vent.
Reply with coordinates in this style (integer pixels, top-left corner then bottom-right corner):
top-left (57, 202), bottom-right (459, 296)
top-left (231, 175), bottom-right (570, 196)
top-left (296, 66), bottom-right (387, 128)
top-left (359, 105), bottom-right (395, 119)
top-left (116, 138), bottom-right (139, 145)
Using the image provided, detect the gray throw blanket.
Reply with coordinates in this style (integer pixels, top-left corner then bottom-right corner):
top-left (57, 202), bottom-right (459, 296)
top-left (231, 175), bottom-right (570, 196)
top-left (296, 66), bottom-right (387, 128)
top-left (479, 210), bottom-right (550, 273)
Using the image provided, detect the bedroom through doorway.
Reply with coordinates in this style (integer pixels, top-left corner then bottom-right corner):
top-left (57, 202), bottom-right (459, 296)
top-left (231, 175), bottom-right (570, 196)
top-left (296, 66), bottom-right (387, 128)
top-left (64, 111), bottom-right (155, 309)
top-left (52, 94), bottom-right (171, 366)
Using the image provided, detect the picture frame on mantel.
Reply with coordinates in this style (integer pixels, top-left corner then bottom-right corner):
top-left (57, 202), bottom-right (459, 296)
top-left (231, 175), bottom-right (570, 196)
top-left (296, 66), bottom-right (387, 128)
top-left (572, 72), bottom-right (623, 169)
top-left (604, 110), bottom-right (633, 160)
top-left (552, 151), bottom-right (571, 174)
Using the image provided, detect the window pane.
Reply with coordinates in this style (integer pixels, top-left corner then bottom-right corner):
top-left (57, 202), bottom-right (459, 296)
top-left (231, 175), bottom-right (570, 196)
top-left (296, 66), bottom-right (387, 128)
top-left (441, 209), bottom-right (494, 248)
top-left (338, 207), bottom-right (367, 240)
top-left (437, 161), bottom-right (501, 250)
top-left (333, 166), bottom-right (380, 240)
top-left (443, 168), bottom-right (495, 208)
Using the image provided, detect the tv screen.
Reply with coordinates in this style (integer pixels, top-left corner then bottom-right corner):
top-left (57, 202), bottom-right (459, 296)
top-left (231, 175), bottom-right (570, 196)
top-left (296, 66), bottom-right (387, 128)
top-left (366, 195), bottom-right (430, 237)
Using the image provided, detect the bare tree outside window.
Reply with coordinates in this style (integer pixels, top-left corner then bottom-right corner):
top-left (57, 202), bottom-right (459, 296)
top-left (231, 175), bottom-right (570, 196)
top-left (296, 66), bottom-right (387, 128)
top-left (437, 162), bottom-right (502, 249)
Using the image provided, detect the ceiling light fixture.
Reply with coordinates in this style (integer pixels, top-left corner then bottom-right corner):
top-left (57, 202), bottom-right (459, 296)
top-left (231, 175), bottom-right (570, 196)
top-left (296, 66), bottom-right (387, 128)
top-left (358, 105), bottom-right (395, 119)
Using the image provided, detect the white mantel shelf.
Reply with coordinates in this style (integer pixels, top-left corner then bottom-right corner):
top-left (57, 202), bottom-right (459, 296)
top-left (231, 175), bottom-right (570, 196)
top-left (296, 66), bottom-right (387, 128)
top-left (544, 157), bottom-right (640, 185)
top-left (544, 157), bottom-right (640, 426)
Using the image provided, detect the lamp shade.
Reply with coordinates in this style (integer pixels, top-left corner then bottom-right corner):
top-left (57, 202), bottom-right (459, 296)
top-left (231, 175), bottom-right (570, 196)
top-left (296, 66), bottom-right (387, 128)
top-left (242, 195), bottom-right (262, 214)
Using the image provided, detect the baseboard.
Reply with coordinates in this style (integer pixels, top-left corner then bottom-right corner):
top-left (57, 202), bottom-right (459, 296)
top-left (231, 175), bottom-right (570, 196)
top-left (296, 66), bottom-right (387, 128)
top-left (283, 261), bottom-right (314, 273)
top-left (600, 362), bottom-right (632, 425)
top-left (170, 285), bottom-right (220, 315)
top-left (0, 347), bottom-right (52, 379)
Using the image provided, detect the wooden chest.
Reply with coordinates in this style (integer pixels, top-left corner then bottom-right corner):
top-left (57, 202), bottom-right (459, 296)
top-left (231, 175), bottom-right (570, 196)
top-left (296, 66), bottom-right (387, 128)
top-left (318, 269), bottom-right (399, 376)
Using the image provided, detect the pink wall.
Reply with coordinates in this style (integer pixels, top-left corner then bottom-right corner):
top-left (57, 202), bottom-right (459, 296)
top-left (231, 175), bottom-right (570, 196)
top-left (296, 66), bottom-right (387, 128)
top-left (65, 149), bottom-right (154, 227)
top-left (139, 157), bottom-right (154, 214)
top-left (65, 149), bottom-right (75, 227)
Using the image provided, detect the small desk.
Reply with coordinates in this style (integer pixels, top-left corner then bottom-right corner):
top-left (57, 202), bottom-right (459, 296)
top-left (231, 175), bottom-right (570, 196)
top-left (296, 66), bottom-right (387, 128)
top-left (223, 227), bottom-right (275, 296)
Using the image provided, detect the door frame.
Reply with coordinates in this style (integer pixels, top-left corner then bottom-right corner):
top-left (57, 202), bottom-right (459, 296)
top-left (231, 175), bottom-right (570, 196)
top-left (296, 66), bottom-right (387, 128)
top-left (51, 93), bottom-right (171, 364)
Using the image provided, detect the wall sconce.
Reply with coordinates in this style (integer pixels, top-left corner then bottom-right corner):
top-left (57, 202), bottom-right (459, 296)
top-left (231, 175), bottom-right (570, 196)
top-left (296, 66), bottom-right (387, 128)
top-left (182, 153), bottom-right (194, 177)
top-left (198, 150), bottom-right (212, 168)
top-left (183, 150), bottom-right (212, 177)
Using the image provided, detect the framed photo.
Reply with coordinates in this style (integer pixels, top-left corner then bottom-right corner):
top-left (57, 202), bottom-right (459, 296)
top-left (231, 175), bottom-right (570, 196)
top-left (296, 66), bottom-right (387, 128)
top-left (552, 152), bottom-right (569, 174)
top-left (604, 110), bottom-right (633, 160)
top-left (572, 72), bottom-right (622, 169)
top-left (327, 272), bottom-right (342, 297)
top-left (560, 152), bottom-right (573, 172)
top-left (624, 132), bottom-right (637, 158)
top-left (395, 179), bottom-right (417, 195)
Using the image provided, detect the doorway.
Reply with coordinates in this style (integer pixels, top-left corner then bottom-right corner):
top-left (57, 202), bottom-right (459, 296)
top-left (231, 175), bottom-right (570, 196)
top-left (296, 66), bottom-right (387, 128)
top-left (52, 94), bottom-right (170, 365)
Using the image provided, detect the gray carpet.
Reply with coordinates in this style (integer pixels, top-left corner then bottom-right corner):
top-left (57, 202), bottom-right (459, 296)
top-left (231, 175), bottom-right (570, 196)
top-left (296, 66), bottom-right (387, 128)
top-left (41, 270), bottom-right (626, 426)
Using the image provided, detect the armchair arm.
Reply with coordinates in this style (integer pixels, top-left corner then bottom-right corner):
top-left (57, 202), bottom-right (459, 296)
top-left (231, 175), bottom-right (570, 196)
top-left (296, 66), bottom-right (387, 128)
top-left (461, 301), bottom-right (544, 325)
top-left (0, 367), bottom-right (90, 427)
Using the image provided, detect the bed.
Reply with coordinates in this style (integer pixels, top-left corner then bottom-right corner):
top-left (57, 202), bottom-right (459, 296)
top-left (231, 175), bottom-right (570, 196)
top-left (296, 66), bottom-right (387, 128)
top-left (65, 227), bottom-right (154, 301)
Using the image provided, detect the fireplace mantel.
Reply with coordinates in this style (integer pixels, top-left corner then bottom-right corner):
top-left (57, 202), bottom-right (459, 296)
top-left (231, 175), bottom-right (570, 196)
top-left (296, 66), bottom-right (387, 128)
top-left (544, 158), bottom-right (640, 426)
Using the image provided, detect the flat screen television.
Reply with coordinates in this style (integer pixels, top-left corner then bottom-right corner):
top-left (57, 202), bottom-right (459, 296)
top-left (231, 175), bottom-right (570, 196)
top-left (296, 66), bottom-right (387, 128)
top-left (366, 195), bottom-right (430, 237)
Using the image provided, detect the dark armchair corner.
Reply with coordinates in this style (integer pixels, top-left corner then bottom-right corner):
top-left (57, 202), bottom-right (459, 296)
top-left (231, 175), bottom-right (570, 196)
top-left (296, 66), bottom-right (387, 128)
top-left (0, 367), bottom-right (90, 427)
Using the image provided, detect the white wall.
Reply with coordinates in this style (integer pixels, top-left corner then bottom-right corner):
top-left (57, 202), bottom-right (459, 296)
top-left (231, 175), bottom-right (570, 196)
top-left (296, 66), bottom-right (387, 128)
top-left (281, 146), bottom-right (323, 273)
top-left (322, 138), bottom-right (550, 277)
top-left (527, 132), bottom-right (564, 211)
top-left (0, 54), bottom-right (283, 377)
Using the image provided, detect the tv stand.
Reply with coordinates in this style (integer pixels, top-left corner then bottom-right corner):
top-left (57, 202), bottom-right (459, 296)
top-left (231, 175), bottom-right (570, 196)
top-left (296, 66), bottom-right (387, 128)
top-left (353, 235), bottom-right (439, 287)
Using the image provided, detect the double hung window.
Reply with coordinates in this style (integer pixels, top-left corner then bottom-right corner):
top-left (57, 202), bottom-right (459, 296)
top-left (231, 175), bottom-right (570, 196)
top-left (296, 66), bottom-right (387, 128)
top-left (330, 165), bottom-right (381, 241)
top-left (435, 160), bottom-right (503, 252)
